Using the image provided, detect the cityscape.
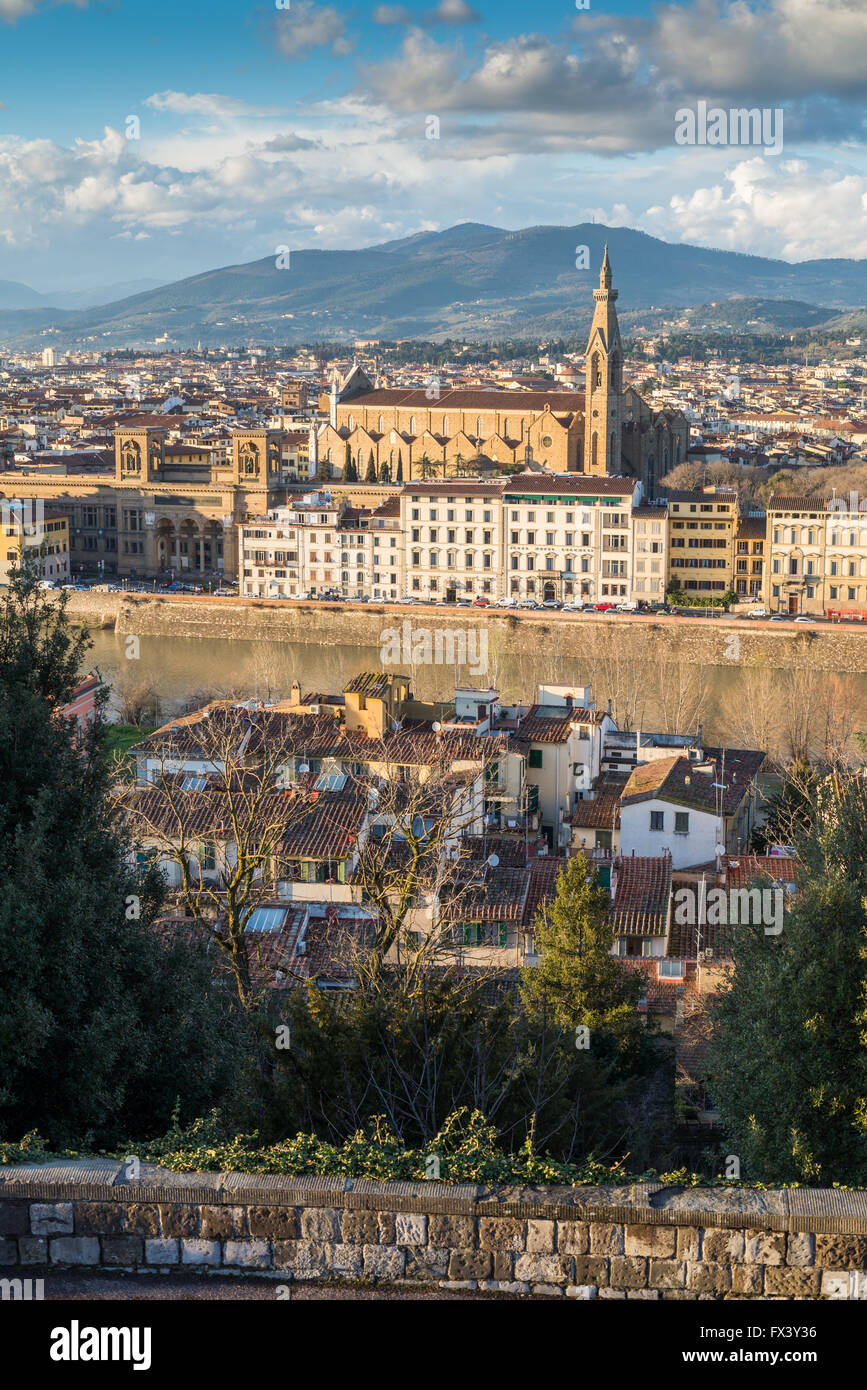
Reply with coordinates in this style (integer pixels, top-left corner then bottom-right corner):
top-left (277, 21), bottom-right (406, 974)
top-left (1, 0), bottom-right (866, 1355)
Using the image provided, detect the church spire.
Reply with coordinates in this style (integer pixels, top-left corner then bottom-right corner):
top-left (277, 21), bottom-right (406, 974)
top-left (600, 243), bottom-right (613, 290)
top-left (583, 245), bottom-right (622, 476)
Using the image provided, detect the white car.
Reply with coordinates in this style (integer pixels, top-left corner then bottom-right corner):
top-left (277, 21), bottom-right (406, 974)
top-left (747, 606), bottom-right (768, 618)
top-left (37, 579), bottom-right (57, 589)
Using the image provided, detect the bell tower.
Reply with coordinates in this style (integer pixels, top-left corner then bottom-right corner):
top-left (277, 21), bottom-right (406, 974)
top-left (583, 245), bottom-right (623, 475)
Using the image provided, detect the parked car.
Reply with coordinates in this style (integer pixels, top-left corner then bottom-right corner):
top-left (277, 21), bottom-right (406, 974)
top-left (747, 606), bottom-right (769, 618)
top-left (472, 597), bottom-right (491, 607)
top-left (541, 600), bottom-right (562, 609)
top-left (37, 579), bottom-right (57, 589)
top-left (595, 601), bottom-right (615, 611)
top-left (214, 586), bottom-right (235, 596)
top-left (516, 599), bottom-right (538, 609)
top-left (793, 615), bottom-right (816, 623)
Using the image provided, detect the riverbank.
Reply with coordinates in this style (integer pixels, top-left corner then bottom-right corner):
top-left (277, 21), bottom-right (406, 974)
top-left (56, 590), bottom-right (867, 674)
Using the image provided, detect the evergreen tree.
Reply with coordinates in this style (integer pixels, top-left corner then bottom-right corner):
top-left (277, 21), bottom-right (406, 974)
top-left (0, 562), bottom-right (246, 1146)
top-left (396, 451), bottom-right (403, 483)
top-left (342, 442), bottom-right (353, 482)
top-left (521, 857), bottom-right (646, 1055)
top-left (365, 452), bottom-right (376, 483)
top-left (709, 772), bottom-right (867, 1184)
top-left (380, 461), bottom-right (390, 483)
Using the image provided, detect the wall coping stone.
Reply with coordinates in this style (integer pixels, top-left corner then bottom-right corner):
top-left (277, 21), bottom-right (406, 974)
top-left (2, 1160), bottom-right (867, 1235)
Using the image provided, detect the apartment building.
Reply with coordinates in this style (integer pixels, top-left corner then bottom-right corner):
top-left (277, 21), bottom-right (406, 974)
top-left (631, 502), bottom-right (668, 602)
top-left (666, 489), bottom-right (737, 599)
top-left (733, 514), bottom-right (766, 601)
top-left (401, 480), bottom-right (506, 602)
top-left (240, 491), bottom-right (403, 600)
top-left (765, 493), bottom-right (867, 616)
top-left (501, 474), bottom-right (642, 604)
top-left (0, 498), bottom-right (70, 585)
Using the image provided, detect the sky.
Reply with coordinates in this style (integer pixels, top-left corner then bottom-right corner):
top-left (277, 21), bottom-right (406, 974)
top-left (1, 0), bottom-right (867, 292)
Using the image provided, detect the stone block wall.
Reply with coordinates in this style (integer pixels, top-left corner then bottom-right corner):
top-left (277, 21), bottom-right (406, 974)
top-left (2, 1161), bottom-right (867, 1298)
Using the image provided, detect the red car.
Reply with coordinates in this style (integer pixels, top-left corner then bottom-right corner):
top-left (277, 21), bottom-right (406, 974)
top-left (472, 597), bottom-right (491, 607)
top-left (595, 601), bottom-right (615, 611)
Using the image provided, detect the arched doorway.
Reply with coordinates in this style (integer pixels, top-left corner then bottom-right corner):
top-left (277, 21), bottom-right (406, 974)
top-left (543, 581), bottom-right (556, 602)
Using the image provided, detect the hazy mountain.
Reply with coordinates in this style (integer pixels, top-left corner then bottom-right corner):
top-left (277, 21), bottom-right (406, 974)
top-left (43, 279), bottom-right (166, 310)
top-left (0, 279), bottom-right (45, 310)
top-left (0, 223), bottom-right (865, 348)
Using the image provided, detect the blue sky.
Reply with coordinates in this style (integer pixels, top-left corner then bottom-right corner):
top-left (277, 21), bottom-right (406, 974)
top-left (1, 0), bottom-right (866, 292)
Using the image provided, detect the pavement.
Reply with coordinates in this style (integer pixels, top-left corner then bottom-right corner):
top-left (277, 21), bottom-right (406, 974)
top-left (12, 1270), bottom-right (531, 1300)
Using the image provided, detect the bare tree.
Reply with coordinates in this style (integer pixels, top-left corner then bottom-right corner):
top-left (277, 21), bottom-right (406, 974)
top-left (113, 705), bottom-right (317, 1016)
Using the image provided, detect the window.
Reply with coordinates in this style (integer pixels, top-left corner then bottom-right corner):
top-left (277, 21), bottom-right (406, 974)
top-left (650, 810), bottom-right (664, 831)
top-left (659, 960), bottom-right (685, 979)
top-left (674, 812), bottom-right (689, 834)
top-left (529, 748), bottom-right (543, 769)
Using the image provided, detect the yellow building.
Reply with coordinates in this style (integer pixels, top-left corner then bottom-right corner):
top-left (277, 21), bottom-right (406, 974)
top-left (733, 515), bottom-right (766, 602)
top-left (766, 494), bottom-right (867, 617)
top-left (666, 489), bottom-right (737, 600)
top-left (0, 499), bottom-right (69, 586)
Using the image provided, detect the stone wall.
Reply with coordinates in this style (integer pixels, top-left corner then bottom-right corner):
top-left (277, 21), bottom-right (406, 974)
top-left (56, 591), bottom-right (867, 672)
top-left (2, 1160), bottom-right (866, 1298)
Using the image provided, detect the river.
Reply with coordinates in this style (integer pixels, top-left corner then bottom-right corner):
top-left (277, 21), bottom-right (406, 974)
top-left (82, 626), bottom-right (857, 759)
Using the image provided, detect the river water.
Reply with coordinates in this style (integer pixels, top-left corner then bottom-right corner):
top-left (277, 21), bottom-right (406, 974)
top-left (83, 625), bottom-right (822, 754)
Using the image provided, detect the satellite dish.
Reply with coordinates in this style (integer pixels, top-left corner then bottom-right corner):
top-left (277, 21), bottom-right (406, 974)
top-left (432, 721), bottom-right (441, 732)
top-left (487, 854), bottom-right (500, 868)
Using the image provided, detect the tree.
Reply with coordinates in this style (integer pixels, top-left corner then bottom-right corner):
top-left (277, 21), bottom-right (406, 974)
top-left (116, 706), bottom-right (314, 1020)
top-left (709, 773), bottom-right (867, 1183)
top-left (0, 561), bottom-right (245, 1147)
top-left (520, 856), bottom-right (646, 1055)
top-left (365, 452), bottom-right (376, 483)
top-left (396, 451), bottom-right (403, 483)
top-left (341, 443), bottom-right (354, 483)
top-left (380, 460), bottom-right (390, 483)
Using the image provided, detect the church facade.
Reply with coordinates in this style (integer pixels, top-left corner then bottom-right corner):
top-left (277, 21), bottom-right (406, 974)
top-left (318, 249), bottom-right (688, 496)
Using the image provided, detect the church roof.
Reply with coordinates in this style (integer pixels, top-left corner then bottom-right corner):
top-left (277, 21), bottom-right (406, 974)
top-left (342, 388), bottom-right (585, 413)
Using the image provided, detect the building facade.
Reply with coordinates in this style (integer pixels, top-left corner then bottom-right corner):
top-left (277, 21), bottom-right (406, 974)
top-left (0, 422), bottom-right (295, 580)
top-left (0, 499), bottom-right (69, 586)
top-left (666, 489), bottom-right (737, 600)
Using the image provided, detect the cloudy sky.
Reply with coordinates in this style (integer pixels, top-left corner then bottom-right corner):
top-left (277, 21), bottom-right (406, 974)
top-left (1, 0), bottom-right (866, 291)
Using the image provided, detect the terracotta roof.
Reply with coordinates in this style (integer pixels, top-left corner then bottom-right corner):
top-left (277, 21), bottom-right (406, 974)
top-left (281, 792), bottom-right (366, 860)
top-left (517, 706), bottom-right (576, 743)
top-left (347, 388), bottom-right (585, 412)
top-left (609, 854), bottom-right (672, 937)
top-left (767, 495), bottom-right (829, 512)
top-left (621, 749), bottom-right (764, 816)
top-left (503, 473), bottom-right (637, 496)
top-left (569, 788), bottom-right (622, 830)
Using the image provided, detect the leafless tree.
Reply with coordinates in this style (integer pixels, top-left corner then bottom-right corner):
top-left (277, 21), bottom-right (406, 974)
top-left (112, 705), bottom-right (316, 1016)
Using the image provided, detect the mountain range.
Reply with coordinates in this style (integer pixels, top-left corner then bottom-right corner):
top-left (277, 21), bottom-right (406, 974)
top-left (2, 223), bottom-right (867, 349)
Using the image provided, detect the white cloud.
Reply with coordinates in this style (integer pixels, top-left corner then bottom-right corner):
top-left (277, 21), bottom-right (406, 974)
top-left (144, 92), bottom-right (286, 119)
top-left (0, 0), bottom-right (85, 20)
top-left (273, 1), bottom-right (352, 60)
top-left (373, 0), bottom-right (480, 24)
top-left (638, 156), bottom-right (867, 259)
